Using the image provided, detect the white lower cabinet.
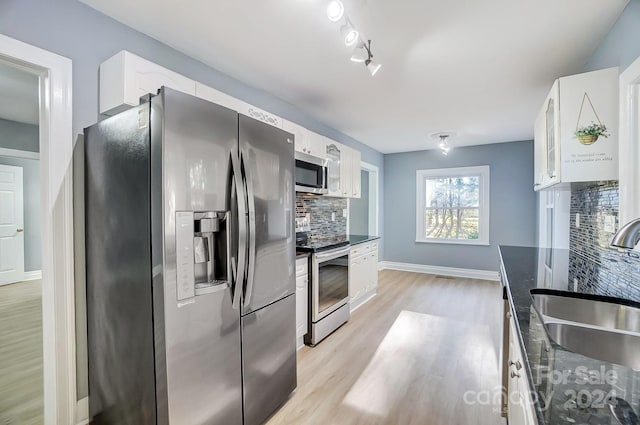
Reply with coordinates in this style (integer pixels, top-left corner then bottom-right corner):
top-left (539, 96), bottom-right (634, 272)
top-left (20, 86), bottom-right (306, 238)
top-left (507, 316), bottom-right (538, 425)
top-left (349, 241), bottom-right (379, 312)
top-left (295, 257), bottom-right (309, 350)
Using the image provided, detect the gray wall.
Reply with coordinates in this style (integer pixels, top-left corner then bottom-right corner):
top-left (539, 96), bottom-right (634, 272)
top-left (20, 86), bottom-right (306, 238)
top-left (383, 140), bottom-right (536, 271)
top-left (0, 119), bottom-right (38, 152)
top-left (0, 0), bottom-right (384, 399)
top-left (0, 156), bottom-right (41, 272)
top-left (349, 170), bottom-right (369, 235)
top-left (584, 0), bottom-right (640, 73)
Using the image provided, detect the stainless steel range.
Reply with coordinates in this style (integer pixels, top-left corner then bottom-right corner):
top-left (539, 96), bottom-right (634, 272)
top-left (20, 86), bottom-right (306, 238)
top-left (297, 235), bottom-right (350, 345)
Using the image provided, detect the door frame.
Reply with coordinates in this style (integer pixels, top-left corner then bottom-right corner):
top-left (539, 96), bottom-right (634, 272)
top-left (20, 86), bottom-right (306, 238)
top-left (0, 34), bottom-right (75, 424)
top-left (619, 55), bottom-right (640, 224)
top-left (361, 161), bottom-right (380, 237)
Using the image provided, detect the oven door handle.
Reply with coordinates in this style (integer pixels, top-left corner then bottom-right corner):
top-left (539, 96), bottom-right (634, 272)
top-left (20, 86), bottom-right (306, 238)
top-left (314, 246), bottom-right (350, 261)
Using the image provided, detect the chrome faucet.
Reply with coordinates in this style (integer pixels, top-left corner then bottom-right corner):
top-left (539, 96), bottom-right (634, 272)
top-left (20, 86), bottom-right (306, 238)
top-left (610, 218), bottom-right (640, 249)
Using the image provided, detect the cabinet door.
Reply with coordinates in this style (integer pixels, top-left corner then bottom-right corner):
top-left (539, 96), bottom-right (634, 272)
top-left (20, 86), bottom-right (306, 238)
top-left (305, 133), bottom-right (327, 159)
top-left (533, 105), bottom-right (546, 190)
top-left (195, 82), bottom-right (241, 111)
top-left (368, 249), bottom-right (378, 292)
top-left (340, 146), bottom-right (353, 198)
top-left (544, 81), bottom-right (561, 185)
top-left (295, 274), bottom-right (308, 340)
top-left (351, 149), bottom-right (362, 198)
top-left (99, 50), bottom-right (197, 116)
top-left (283, 120), bottom-right (307, 154)
top-left (326, 142), bottom-right (343, 197)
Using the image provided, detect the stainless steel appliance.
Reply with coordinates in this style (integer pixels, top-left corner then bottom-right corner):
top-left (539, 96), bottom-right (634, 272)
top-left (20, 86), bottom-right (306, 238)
top-left (306, 245), bottom-right (351, 345)
top-left (84, 87), bottom-right (296, 425)
top-left (295, 151), bottom-right (328, 194)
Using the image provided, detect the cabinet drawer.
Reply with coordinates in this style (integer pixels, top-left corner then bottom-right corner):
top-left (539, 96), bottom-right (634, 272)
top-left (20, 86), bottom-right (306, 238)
top-left (350, 241), bottom-right (378, 259)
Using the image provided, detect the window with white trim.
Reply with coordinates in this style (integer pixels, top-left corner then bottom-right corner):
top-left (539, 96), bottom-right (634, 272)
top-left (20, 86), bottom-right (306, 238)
top-left (416, 166), bottom-right (490, 245)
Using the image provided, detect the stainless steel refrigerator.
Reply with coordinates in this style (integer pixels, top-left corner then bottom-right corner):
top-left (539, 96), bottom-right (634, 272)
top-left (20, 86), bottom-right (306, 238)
top-left (84, 87), bottom-right (296, 425)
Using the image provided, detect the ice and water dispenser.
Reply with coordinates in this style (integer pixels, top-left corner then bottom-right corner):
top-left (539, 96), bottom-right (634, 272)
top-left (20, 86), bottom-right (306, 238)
top-left (175, 211), bottom-right (231, 301)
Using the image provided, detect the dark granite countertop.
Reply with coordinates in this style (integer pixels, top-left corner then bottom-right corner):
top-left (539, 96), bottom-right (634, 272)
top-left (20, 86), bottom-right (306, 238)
top-left (499, 245), bottom-right (640, 425)
top-left (348, 234), bottom-right (380, 246)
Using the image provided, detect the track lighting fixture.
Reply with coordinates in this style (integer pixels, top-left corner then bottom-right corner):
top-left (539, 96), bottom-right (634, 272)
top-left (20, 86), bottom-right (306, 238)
top-left (327, 0), bottom-right (345, 22)
top-left (325, 2), bottom-right (382, 76)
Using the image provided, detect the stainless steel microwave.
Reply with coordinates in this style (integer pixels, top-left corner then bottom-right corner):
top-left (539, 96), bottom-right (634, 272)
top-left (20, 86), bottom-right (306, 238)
top-left (295, 151), bottom-right (328, 194)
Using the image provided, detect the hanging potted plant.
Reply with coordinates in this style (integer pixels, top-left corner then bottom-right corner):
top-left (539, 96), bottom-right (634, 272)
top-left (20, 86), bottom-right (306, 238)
top-left (574, 122), bottom-right (610, 145)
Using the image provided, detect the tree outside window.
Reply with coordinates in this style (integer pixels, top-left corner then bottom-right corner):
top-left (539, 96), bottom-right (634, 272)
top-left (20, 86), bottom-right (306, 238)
top-left (416, 166), bottom-right (490, 245)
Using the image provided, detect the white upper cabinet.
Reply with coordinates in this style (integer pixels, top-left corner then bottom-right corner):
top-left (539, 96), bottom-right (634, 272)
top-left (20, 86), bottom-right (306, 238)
top-left (194, 82), bottom-right (242, 112)
top-left (337, 145), bottom-right (361, 199)
top-left (534, 67), bottom-right (619, 191)
top-left (99, 51), bottom-right (196, 116)
top-left (325, 141), bottom-right (343, 196)
top-left (282, 120), bottom-right (326, 159)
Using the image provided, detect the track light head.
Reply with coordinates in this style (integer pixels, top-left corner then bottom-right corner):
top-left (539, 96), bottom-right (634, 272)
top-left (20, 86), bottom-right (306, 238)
top-left (341, 23), bottom-right (359, 47)
top-left (327, 0), bottom-right (345, 22)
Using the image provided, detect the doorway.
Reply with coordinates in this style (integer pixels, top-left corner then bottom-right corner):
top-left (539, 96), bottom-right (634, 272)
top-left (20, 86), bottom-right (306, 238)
top-left (0, 34), bottom-right (75, 425)
top-left (0, 59), bottom-right (43, 424)
top-left (348, 162), bottom-right (379, 236)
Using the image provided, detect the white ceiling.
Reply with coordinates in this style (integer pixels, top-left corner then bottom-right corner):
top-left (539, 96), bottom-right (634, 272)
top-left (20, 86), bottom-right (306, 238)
top-left (80, 0), bottom-right (628, 153)
top-left (0, 61), bottom-right (39, 125)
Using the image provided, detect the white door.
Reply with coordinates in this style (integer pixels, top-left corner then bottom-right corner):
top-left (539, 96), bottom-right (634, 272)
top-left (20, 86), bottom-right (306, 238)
top-left (0, 164), bottom-right (24, 285)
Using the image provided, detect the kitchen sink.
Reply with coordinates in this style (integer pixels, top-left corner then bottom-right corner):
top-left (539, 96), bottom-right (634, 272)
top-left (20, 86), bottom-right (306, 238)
top-left (544, 322), bottom-right (640, 371)
top-left (531, 290), bottom-right (640, 334)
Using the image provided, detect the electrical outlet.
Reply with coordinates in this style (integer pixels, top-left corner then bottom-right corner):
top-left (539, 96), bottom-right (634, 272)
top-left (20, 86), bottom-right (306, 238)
top-left (575, 213), bottom-right (580, 228)
top-left (331, 212), bottom-right (336, 222)
top-left (604, 215), bottom-right (616, 233)
top-left (342, 209), bottom-right (347, 218)
top-left (573, 279), bottom-right (578, 292)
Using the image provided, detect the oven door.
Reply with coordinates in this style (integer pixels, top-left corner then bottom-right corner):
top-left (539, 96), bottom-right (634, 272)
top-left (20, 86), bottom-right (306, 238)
top-left (312, 246), bottom-right (350, 322)
top-left (295, 152), bottom-right (328, 194)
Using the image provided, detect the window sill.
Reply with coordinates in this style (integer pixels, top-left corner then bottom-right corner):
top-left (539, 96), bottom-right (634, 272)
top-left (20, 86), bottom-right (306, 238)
top-left (415, 238), bottom-right (490, 246)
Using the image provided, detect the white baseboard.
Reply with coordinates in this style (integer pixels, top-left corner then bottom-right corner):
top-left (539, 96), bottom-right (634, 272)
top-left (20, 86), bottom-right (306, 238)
top-left (23, 270), bottom-right (43, 281)
top-left (76, 396), bottom-right (89, 424)
top-left (378, 261), bottom-right (500, 281)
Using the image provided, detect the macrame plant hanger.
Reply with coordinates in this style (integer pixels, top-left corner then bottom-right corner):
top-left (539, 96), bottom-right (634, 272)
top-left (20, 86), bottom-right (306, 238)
top-left (575, 92), bottom-right (604, 145)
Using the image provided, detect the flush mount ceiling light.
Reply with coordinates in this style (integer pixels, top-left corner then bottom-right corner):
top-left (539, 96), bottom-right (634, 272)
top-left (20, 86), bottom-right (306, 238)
top-left (431, 132), bottom-right (457, 155)
top-left (327, 0), bottom-right (345, 22)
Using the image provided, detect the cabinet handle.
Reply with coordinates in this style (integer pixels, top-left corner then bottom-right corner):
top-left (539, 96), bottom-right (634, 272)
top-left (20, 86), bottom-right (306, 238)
top-left (510, 371), bottom-right (521, 379)
top-left (506, 311), bottom-right (512, 319)
top-left (509, 360), bottom-right (522, 370)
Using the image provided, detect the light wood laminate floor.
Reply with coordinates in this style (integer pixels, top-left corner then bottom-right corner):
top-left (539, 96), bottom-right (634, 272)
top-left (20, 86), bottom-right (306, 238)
top-left (268, 270), bottom-right (506, 425)
top-left (0, 280), bottom-right (43, 425)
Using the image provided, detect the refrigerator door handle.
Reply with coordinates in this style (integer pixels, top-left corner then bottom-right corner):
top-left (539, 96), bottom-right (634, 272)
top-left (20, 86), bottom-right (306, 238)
top-left (241, 152), bottom-right (257, 308)
top-left (231, 152), bottom-right (248, 310)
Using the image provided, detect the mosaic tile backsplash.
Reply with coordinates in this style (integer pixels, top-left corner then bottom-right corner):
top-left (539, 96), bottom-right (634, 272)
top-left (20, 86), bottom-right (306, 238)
top-left (295, 194), bottom-right (347, 241)
top-left (568, 181), bottom-right (640, 302)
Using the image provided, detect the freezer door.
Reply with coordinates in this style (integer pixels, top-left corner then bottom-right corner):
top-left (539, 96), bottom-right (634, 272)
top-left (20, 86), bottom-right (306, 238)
top-left (239, 115), bottom-right (296, 315)
top-left (85, 105), bottom-right (156, 425)
top-left (155, 88), bottom-right (242, 425)
top-left (242, 294), bottom-right (297, 425)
